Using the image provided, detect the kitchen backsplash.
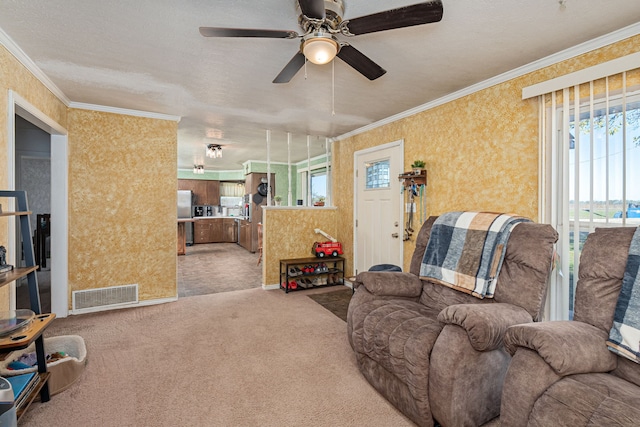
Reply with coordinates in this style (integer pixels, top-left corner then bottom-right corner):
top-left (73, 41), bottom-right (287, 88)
top-left (220, 196), bottom-right (243, 207)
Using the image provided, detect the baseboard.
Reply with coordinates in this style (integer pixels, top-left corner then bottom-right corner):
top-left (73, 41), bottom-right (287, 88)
top-left (262, 283), bottom-right (280, 291)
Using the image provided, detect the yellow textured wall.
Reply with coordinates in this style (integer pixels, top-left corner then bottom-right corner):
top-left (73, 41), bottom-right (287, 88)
top-left (0, 45), bottom-right (67, 310)
top-left (262, 207), bottom-right (337, 286)
top-left (334, 34), bottom-right (640, 273)
top-left (67, 109), bottom-right (178, 303)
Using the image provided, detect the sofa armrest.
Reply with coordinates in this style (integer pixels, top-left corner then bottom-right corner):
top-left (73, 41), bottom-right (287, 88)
top-left (437, 303), bottom-right (533, 351)
top-left (354, 271), bottom-right (423, 298)
top-left (504, 321), bottom-right (617, 376)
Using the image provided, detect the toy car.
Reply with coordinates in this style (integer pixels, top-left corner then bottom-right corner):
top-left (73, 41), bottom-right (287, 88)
top-left (312, 228), bottom-right (343, 257)
top-left (312, 241), bottom-right (343, 258)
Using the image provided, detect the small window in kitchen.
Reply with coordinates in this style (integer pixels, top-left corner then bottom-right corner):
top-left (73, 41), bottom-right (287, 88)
top-left (311, 170), bottom-right (327, 205)
top-left (365, 160), bottom-right (390, 189)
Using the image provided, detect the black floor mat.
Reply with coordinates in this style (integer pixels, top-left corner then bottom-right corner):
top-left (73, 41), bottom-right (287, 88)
top-left (307, 287), bottom-right (353, 322)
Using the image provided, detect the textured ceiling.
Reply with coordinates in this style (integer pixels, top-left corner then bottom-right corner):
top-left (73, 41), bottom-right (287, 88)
top-left (1, 0), bottom-right (639, 171)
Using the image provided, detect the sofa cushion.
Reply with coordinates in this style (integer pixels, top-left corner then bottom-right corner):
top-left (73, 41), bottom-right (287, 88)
top-left (574, 227), bottom-right (636, 332)
top-left (419, 279), bottom-right (489, 312)
top-left (360, 299), bottom-right (443, 390)
top-left (529, 374), bottom-right (640, 426)
top-left (612, 356), bottom-right (640, 388)
top-left (492, 222), bottom-right (558, 321)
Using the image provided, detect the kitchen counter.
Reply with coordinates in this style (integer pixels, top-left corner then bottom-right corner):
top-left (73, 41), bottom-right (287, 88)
top-left (192, 216), bottom-right (244, 220)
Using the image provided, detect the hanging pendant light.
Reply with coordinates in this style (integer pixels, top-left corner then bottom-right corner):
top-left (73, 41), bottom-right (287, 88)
top-left (206, 144), bottom-right (223, 159)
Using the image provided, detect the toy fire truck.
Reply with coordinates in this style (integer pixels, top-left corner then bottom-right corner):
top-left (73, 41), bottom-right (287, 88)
top-left (312, 228), bottom-right (343, 258)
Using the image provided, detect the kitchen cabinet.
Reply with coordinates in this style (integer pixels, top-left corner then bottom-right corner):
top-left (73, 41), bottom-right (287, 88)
top-left (204, 181), bottom-right (220, 206)
top-left (194, 219), bottom-right (213, 244)
top-left (177, 179), bottom-right (192, 191)
top-left (239, 219), bottom-right (252, 251)
top-left (194, 218), bottom-right (237, 244)
top-left (177, 179), bottom-right (220, 206)
top-left (193, 181), bottom-right (208, 205)
top-left (210, 220), bottom-right (223, 242)
top-left (222, 219), bottom-right (237, 243)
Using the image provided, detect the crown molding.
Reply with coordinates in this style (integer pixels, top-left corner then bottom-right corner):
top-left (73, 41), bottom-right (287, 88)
top-left (69, 102), bottom-right (181, 122)
top-left (294, 152), bottom-right (330, 166)
top-left (334, 21), bottom-right (640, 142)
top-left (0, 26), bottom-right (70, 105)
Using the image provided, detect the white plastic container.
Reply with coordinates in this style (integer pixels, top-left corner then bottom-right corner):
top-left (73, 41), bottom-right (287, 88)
top-left (0, 378), bottom-right (17, 427)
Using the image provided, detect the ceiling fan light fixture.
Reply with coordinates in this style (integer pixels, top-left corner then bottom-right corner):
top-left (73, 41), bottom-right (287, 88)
top-left (302, 36), bottom-right (338, 65)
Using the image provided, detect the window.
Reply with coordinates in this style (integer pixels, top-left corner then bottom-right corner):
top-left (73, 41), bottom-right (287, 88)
top-left (540, 68), bottom-right (640, 319)
top-left (310, 169), bottom-right (327, 205)
top-left (298, 162), bottom-right (331, 206)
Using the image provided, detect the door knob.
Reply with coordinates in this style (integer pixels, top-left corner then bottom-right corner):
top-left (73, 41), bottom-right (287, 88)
top-left (392, 233), bottom-right (399, 238)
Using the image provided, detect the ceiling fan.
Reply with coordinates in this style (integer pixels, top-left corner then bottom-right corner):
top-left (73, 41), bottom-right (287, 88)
top-left (199, 0), bottom-right (443, 83)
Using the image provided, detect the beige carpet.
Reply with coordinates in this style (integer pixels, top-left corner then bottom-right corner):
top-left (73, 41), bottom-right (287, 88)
top-left (21, 287), bottom-right (413, 427)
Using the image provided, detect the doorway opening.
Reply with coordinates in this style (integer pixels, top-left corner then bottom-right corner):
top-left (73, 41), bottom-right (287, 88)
top-left (7, 90), bottom-right (69, 318)
top-left (14, 116), bottom-right (52, 313)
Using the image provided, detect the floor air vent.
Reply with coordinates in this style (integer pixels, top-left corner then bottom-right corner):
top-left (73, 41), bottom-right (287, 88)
top-left (72, 284), bottom-right (138, 313)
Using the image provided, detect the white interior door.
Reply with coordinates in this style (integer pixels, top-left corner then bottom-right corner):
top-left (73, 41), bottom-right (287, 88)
top-left (354, 141), bottom-right (403, 275)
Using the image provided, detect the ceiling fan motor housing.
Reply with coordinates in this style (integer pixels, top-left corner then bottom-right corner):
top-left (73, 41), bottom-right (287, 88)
top-left (297, 0), bottom-right (345, 32)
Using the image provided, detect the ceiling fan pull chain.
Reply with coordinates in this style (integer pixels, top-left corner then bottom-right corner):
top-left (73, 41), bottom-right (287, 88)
top-left (332, 60), bottom-right (335, 116)
top-left (304, 57), bottom-right (308, 80)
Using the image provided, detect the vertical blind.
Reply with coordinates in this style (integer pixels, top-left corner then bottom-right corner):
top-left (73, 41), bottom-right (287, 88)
top-left (529, 59), bottom-right (640, 320)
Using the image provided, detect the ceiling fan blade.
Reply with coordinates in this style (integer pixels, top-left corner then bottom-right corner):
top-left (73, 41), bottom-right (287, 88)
top-left (298, 0), bottom-right (325, 20)
top-left (344, 1), bottom-right (443, 36)
top-left (336, 44), bottom-right (386, 81)
top-left (273, 52), bottom-right (306, 84)
top-left (199, 27), bottom-right (298, 39)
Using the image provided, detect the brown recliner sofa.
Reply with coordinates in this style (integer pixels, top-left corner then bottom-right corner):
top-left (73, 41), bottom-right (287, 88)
top-left (347, 216), bottom-right (558, 427)
top-left (500, 226), bottom-right (640, 426)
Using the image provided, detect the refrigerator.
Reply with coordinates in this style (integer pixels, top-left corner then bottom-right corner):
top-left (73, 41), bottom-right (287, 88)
top-left (177, 190), bottom-right (194, 245)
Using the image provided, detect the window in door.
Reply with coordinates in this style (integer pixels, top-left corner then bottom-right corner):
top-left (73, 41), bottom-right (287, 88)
top-left (365, 159), bottom-right (390, 189)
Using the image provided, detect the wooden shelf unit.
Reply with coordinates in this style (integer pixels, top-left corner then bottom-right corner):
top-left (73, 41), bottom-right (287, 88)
top-left (0, 266), bottom-right (38, 288)
top-left (0, 211), bottom-right (31, 217)
top-left (399, 169), bottom-right (427, 188)
top-left (0, 190), bottom-right (53, 418)
top-left (0, 313), bottom-right (56, 351)
top-left (15, 372), bottom-right (51, 421)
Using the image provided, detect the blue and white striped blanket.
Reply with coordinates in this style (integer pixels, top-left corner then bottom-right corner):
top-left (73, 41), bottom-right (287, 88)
top-left (419, 212), bottom-right (530, 299)
top-left (607, 227), bottom-right (640, 363)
